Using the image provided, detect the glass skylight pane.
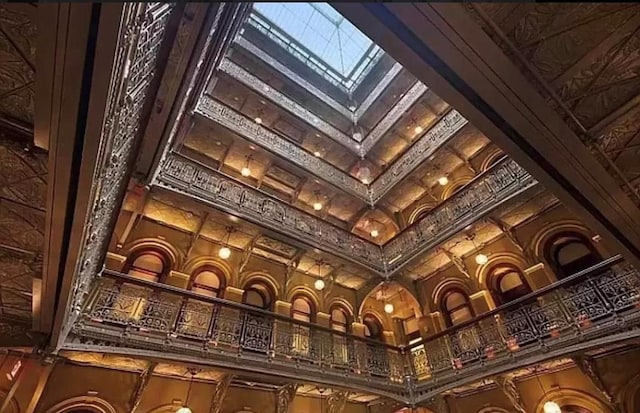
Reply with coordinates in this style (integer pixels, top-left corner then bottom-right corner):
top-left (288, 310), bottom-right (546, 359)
top-left (252, 2), bottom-right (380, 87)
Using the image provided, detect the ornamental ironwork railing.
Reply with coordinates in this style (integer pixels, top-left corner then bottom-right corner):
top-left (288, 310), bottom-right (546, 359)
top-left (73, 257), bottom-right (640, 402)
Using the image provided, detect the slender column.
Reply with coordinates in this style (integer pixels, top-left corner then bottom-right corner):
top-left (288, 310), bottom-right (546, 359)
top-left (129, 362), bottom-right (157, 413)
top-left (493, 375), bottom-right (526, 413)
top-left (24, 356), bottom-right (57, 413)
top-left (276, 383), bottom-right (299, 413)
top-left (209, 374), bottom-right (234, 413)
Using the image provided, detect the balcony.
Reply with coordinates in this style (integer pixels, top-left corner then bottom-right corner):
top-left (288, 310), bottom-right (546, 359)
top-left (69, 256), bottom-right (640, 403)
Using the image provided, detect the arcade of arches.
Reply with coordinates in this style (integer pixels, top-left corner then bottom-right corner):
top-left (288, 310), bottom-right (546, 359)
top-left (2, 2), bottom-right (640, 413)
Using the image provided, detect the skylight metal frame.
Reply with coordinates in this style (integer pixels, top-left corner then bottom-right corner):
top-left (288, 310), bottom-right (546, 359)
top-left (247, 9), bottom-right (383, 93)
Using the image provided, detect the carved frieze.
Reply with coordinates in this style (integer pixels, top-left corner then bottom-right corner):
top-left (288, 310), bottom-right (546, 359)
top-left (219, 59), bottom-right (360, 154)
top-left (157, 153), bottom-right (386, 272)
top-left (369, 109), bottom-right (467, 202)
top-left (383, 158), bottom-right (537, 272)
top-left (359, 81), bottom-right (428, 155)
top-left (196, 96), bottom-right (370, 201)
top-left (62, 4), bottom-right (175, 339)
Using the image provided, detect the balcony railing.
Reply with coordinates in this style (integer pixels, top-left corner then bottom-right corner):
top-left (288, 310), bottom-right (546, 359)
top-left (72, 256), bottom-right (640, 402)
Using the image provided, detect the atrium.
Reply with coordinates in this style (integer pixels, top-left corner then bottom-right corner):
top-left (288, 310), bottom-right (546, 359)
top-left (1, 3), bottom-right (640, 413)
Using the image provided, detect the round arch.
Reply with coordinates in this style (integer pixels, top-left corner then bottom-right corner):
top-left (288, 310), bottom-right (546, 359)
top-left (534, 388), bottom-right (613, 413)
top-left (182, 256), bottom-right (233, 288)
top-left (0, 391), bottom-right (18, 413)
top-left (326, 297), bottom-right (354, 319)
top-left (621, 372), bottom-right (640, 413)
top-left (479, 148), bottom-right (504, 172)
top-left (529, 221), bottom-right (595, 265)
top-left (241, 272), bottom-right (280, 301)
top-left (474, 252), bottom-right (528, 289)
top-left (477, 408), bottom-right (510, 413)
top-left (357, 282), bottom-right (423, 323)
top-left (121, 238), bottom-right (181, 272)
top-left (431, 277), bottom-right (473, 311)
top-left (408, 202), bottom-right (437, 225)
top-left (441, 176), bottom-right (473, 200)
top-left (45, 396), bottom-right (117, 413)
top-left (285, 286), bottom-right (321, 313)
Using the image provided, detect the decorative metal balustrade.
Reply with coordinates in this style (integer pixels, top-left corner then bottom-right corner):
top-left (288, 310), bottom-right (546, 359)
top-left (70, 256), bottom-right (640, 402)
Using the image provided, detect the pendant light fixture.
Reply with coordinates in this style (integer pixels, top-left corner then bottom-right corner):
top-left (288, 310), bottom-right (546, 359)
top-left (468, 232), bottom-right (488, 265)
top-left (241, 155), bottom-right (253, 177)
top-left (381, 283), bottom-right (394, 314)
top-left (536, 368), bottom-right (561, 413)
top-left (177, 369), bottom-right (198, 413)
top-left (312, 190), bottom-right (323, 211)
top-left (218, 226), bottom-right (234, 260)
top-left (312, 260), bottom-right (326, 291)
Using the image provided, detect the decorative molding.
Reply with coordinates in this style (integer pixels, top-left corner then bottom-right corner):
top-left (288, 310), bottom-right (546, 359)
top-left (359, 82), bottom-right (428, 155)
top-left (325, 391), bottom-right (350, 413)
top-left (383, 158), bottom-right (537, 272)
top-left (60, 3), bottom-right (175, 341)
top-left (195, 96), bottom-right (370, 201)
top-left (219, 59), bottom-right (360, 153)
top-left (355, 63), bottom-right (404, 122)
top-left (234, 37), bottom-right (353, 119)
top-left (493, 375), bottom-right (526, 413)
top-left (156, 153), bottom-right (386, 272)
top-left (210, 374), bottom-right (234, 413)
top-left (276, 384), bottom-right (299, 413)
top-left (572, 355), bottom-right (621, 412)
top-left (129, 362), bottom-right (157, 413)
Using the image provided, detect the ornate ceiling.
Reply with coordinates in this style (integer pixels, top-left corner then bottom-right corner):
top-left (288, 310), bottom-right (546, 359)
top-left (465, 3), bottom-right (640, 205)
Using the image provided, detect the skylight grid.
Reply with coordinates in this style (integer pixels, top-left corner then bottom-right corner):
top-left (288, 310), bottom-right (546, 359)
top-left (253, 2), bottom-right (379, 83)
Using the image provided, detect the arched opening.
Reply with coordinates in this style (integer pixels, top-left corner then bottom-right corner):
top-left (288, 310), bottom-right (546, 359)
top-left (125, 250), bottom-right (169, 282)
top-left (243, 281), bottom-right (275, 310)
top-left (544, 232), bottom-right (601, 279)
top-left (363, 314), bottom-right (384, 341)
top-left (562, 406), bottom-right (593, 413)
top-left (191, 267), bottom-right (225, 298)
top-left (441, 289), bottom-right (474, 327)
top-left (330, 305), bottom-right (351, 365)
top-left (291, 294), bottom-right (315, 356)
top-left (488, 264), bottom-right (532, 306)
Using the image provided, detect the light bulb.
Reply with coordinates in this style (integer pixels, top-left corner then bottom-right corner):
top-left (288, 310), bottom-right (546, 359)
top-left (543, 401), bottom-right (561, 413)
top-left (241, 167), bottom-right (251, 177)
top-left (254, 116), bottom-right (262, 124)
top-left (475, 253), bottom-right (488, 265)
top-left (384, 303), bottom-right (394, 314)
top-left (370, 229), bottom-right (379, 238)
top-left (176, 407), bottom-right (192, 413)
top-left (438, 176), bottom-right (449, 186)
top-left (356, 165), bottom-right (371, 184)
top-left (313, 202), bottom-right (323, 211)
top-left (352, 132), bottom-right (362, 140)
top-left (313, 151), bottom-right (322, 157)
top-left (414, 125), bottom-right (423, 134)
top-left (218, 246), bottom-right (231, 260)
top-left (314, 279), bottom-right (325, 291)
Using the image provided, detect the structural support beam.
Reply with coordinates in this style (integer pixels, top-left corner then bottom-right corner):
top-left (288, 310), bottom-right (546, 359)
top-left (334, 3), bottom-right (640, 270)
top-left (209, 374), bottom-right (234, 413)
top-left (23, 356), bottom-right (56, 413)
top-left (493, 375), bottom-right (526, 413)
top-left (572, 356), bottom-right (622, 413)
top-left (129, 362), bottom-right (157, 413)
top-left (325, 391), bottom-right (350, 413)
top-left (276, 383), bottom-right (299, 413)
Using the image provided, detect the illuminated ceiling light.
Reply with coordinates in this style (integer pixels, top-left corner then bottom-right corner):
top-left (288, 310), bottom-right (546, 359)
top-left (218, 246), bottom-right (231, 260)
top-left (178, 369), bottom-right (196, 413)
top-left (254, 116), bottom-right (262, 124)
top-left (414, 125), bottom-right (423, 134)
top-left (313, 202), bottom-right (323, 211)
top-left (352, 131), bottom-right (362, 140)
top-left (355, 159), bottom-right (372, 184)
top-left (314, 279), bottom-right (325, 291)
top-left (370, 229), bottom-right (379, 238)
top-left (313, 151), bottom-right (322, 157)
top-left (312, 190), bottom-right (323, 211)
top-left (543, 401), bottom-right (561, 413)
top-left (438, 176), bottom-right (449, 186)
top-left (241, 155), bottom-right (252, 177)
top-left (475, 253), bottom-right (489, 265)
top-left (176, 407), bottom-right (192, 413)
top-left (384, 303), bottom-right (394, 314)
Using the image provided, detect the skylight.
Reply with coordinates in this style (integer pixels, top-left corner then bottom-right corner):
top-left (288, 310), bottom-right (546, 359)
top-left (251, 2), bottom-right (381, 90)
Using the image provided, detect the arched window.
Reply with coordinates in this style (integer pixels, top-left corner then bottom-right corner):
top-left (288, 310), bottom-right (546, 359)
top-left (488, 265), bottom-right (532, 305)
top-left (330, 306), bottom-right (350, 333)
top-left (562, 406), bottom-right (593, 413)
top-left (545, 232), bottom-right (602, 279)
top-left (243, 281), bottom-right (274, 310)
top-left (441, 289), bottom-right (474, 327)
top-left (363, 314), bottom-right (384, 341)
top-left (126, 250), bottom-right (168, 282)
top-left (291, 295), bottom-right (315, 323)
top-left (191, 267), bottom-right (225, 298)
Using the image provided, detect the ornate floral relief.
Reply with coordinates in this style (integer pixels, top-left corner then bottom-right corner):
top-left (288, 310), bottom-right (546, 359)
top-left (62, 4), bottom-right (175, 338)
top-left (157, 153), bottom-right (386, 272)
top-left (196, 96), bottom-right (370, 201)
